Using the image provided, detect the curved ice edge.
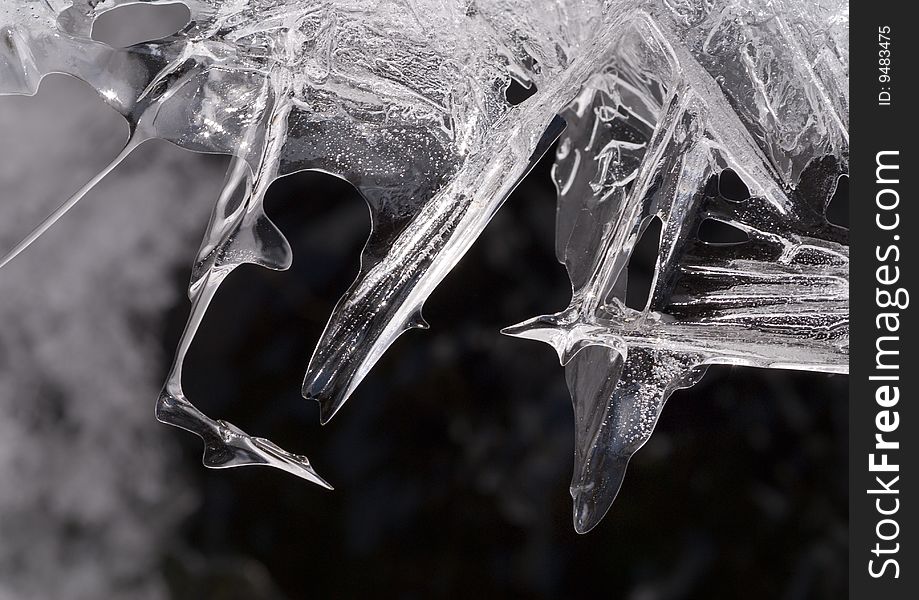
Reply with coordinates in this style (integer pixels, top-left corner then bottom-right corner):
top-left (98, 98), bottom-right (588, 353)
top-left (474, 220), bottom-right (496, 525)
top-left (571, 454), bottom-right (630, 535)
top-left (156, 390), bottom-right (333, 489)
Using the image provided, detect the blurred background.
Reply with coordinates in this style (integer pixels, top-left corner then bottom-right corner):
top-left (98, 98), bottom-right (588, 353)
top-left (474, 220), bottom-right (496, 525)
top-left (0, 7), bottom-right (848, 600)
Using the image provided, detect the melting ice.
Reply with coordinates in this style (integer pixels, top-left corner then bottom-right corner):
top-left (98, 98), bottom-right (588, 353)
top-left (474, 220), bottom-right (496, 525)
top-left (0, 0), bottom-right (848, 532)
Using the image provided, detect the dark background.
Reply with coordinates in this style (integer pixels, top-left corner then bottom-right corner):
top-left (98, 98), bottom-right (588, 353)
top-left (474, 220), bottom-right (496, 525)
top-left (163, 149), bottom-right (849, 599)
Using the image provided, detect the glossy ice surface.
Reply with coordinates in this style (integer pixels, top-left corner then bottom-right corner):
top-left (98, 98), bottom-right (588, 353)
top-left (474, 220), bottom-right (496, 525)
top-left (1, 0), bottom-right (848, 532)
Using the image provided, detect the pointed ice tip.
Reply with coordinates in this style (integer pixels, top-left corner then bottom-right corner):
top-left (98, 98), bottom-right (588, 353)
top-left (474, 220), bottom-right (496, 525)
top-left (408, 311), bottom-right (430, 330)
top-left (502, 314), bottom-right (578, 365)
top-left (0, 248), bottom-right (22, 270)
top-left (156, 390), bottom-right (332, 488)
top-left (500, 317), bottom-right (538, 337)
top-left (317, 396), bottom-right (341, 426)
top-left (570, 454), bottom-right (630, 533)
top-left (312, 473), bottom-right (335, 491)
top-left (0, 136), bottom-right (140, 271)
top-left (499, 323), bottom-right (524, 337)
top-left (571, 488), bottom-right (606, 534)
top-left (500, 314), bottom-right (557, 339)
top-left (301, 380), bottom-right (345, 426)
top-left (301, 366), bottom-right (344, 425)
top-left (296, 464), bottom-right (334, 491)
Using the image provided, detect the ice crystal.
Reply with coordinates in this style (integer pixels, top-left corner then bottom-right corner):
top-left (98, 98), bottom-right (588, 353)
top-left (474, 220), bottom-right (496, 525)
top-left (1, 0), bottom-right (847, 532)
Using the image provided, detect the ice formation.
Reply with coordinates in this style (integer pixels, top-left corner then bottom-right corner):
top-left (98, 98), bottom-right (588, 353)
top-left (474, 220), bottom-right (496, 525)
top-left (0, 79), bottom-right (211, 598)
top-left (1, 0), bottom-right (848, 532)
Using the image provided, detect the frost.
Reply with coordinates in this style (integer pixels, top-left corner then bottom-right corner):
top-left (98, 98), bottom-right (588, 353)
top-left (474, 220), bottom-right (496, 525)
top-left (1, 0), bottom-right (847, 533)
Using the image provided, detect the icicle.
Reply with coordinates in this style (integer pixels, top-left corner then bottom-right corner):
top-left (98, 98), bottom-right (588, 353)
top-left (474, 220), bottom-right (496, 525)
top-left (154, 95), bottom-right (327, 485)
top-left (0, 132), bottom-right (144, 269)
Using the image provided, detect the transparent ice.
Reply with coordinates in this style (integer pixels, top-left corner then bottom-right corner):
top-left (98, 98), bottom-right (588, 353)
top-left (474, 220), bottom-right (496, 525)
top-left (0, 0), bottom-right (848, 532)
